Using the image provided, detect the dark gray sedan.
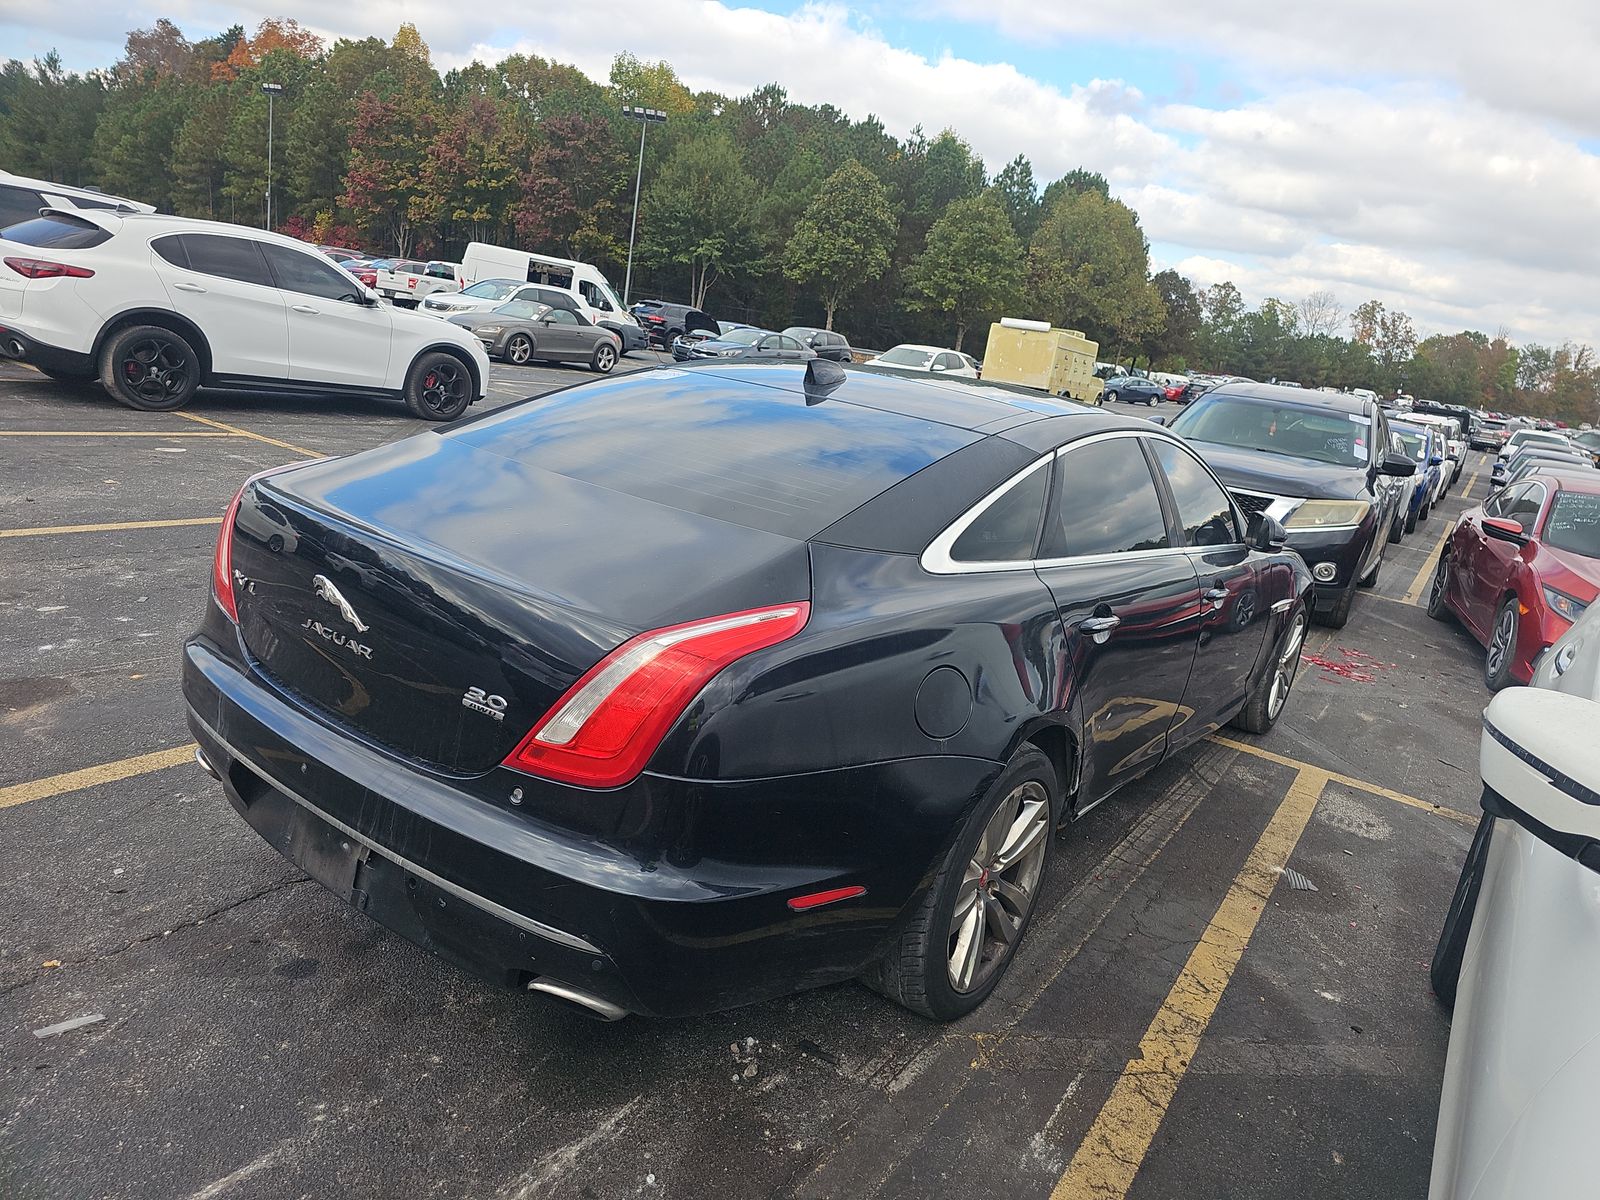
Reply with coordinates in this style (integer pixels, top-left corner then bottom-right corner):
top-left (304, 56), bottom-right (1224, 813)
top-left (675, 327), bottom-right (816, 363)
top-left (448, 300), bottom-right (621, 373)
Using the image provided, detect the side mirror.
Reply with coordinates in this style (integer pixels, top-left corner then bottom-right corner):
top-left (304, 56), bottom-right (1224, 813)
top-left (930, 363), bottom-right (946, 372)
top-left (1247, 511), bottom-right (1289, 551)
top-left (1480, 688), bottom-right (1600, 868)
top-left (362, 286), bottom-right (382, 306)
top-left (1482, 517), bottom-right (1528, 546)
top-left (1430, 454), bottom-right (1445, 465)
top-left (1148, 415), bottom-right (1167, 426)
top-left (1379, 451), bottom-right (1417, 477)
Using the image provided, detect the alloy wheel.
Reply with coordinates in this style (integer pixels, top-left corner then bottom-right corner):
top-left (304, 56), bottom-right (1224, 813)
top-left (418, 361), bottom-right (466, 415)
top-left (120, 337), bottom-right (190, 402)
top-left (1267, 610), bottom-right (1308, 720)
top-left (947, 780), bottom-right (1049, 993)
top-left (1486, 604), bottom-right (1516, 681)
top-left (507, 335), bottom-right (532, 364)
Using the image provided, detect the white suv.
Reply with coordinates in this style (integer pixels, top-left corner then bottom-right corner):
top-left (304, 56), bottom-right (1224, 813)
top-left (0, 169), bottom-right (154, 226)
top-left (0, 209), bottom-right (489, 421)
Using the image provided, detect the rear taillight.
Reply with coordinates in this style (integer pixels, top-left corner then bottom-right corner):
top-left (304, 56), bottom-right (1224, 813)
top-left (211, 463), bottom-right (312, 623)
top-left (503, 603), bottom-right (810, 788)
top-left (4, 256), bottom-right (94, 280)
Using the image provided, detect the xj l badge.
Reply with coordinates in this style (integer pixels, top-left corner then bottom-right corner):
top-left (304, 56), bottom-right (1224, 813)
top-left (312, 573), bottom-right (369, 632)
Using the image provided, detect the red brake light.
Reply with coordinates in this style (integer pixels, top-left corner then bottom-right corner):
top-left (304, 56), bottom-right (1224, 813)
top-left (211, 463), bottom-right (312, 623)
top-left (503, 602), bottom-right (811, 788)
top-left (4, 256), bottom-right (94, 280)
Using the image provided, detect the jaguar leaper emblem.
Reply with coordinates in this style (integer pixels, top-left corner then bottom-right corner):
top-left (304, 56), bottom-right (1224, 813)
top-left (311, 573), bottom-right (369, 633)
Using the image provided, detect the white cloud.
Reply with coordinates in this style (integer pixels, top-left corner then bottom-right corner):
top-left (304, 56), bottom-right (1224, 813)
top-left (3, 0), bottom-right (1598, 343)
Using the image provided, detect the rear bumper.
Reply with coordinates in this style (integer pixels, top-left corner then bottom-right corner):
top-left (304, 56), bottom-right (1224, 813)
top-left (182, 635), bottom-right (996, 1016)
top-left (0, 324), bottom-right (94, 376)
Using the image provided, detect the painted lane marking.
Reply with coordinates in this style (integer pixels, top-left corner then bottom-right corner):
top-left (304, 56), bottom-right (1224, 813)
top-left (0, 744), bottom-right (198, 811)
top-left (0, 430), bottom-right (237, 438)
top-left (173, 411), bottom-right (319, 458)
top-left (1402, 522), bottom-right (1455, 605)
top-left (1050, 767), bottom-right (1326, 1200)
top-left (0, 517), bottom-right (221, 539)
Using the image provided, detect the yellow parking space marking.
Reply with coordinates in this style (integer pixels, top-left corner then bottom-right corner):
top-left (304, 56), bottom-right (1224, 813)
top-left (174, 411), bottom-right (318, 458)
top-left (0, 430), bottom-right (238, 438)
top-left (1212, 733), bottom-right (1474, 826)
top-left (1401, 522), bottom-right (1453, 605)
top-left (0, 516), bottom-right (220, 538)
top-left (1051, 767), bottom-right (1327, 1200)
top-left (0, 744), bottom-right (197, 811)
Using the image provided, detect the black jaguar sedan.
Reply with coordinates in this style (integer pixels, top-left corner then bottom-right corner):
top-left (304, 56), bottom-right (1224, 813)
top-left (184, 361), bottom-right (1312, 1021)
top-left (1166, 382), bottom-right (1414, 628)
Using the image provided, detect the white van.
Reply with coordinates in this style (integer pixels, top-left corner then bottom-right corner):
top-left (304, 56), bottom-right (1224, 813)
top-left (458, 243), bottom-right (634, 340)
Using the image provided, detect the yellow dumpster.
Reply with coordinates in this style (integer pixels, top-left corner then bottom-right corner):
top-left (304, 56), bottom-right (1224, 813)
top-left (980, 319), bottom-right (1103, 405)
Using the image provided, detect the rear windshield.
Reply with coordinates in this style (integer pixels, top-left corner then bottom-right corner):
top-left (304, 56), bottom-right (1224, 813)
top-left (1171, 395), bottom-right (1371, 467)
top-left (462, 280), bottom-right (517, 299)
top-left (445, 369), bottom-right (977, 538)
top-left (880, 347), bottom-right (934, 367)
top-left (1544, 491), bottom-right (1600, 559)
top-left (0, 213), bottom-right (111, 249)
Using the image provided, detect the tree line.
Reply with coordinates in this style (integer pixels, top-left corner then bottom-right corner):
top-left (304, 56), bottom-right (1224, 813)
top-left (2, 18), bottom-right (1595, 424)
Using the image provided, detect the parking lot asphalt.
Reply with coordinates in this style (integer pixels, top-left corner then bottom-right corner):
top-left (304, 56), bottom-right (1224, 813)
top-left (1, 367), bottom-right (1488, 1200)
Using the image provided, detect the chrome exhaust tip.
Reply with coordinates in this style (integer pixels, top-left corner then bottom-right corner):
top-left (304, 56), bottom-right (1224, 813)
top-left (527, 978), bottom-right (628, 1021)
top-left (194, 746), bottom-right (220, 780)
top-left (0, 338), bottom-right (23, 359)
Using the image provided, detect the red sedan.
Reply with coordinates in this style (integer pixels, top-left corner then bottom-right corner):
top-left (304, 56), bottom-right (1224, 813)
top-left (1428, 471), bottom-right (1600, 688)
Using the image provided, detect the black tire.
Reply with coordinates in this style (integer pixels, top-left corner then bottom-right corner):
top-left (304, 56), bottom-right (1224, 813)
top-left (1315, 576), bottom-right (1358, 629)
top-left (590, 342), bottom-right (617, 374)
top-left (1231, 604), bottom-right (1308, 733)
top-left (98, 324), bottom-right (201, 412)
top-left (1420, 498), bottom-right (1431, 523)
top-left (1431, 813), bottom-right (1494, 1012)
top-left (1484, 597), bottom-right (1518, 691)
top-left (402, 351), bottom-right (472, 421)
top-left (1104, 389), bottom-right (1119, 403)
top-left (1427, 550), bottom-right (1455, 623)
top-left (505, 333), bottom-right (533, 366)
top-left (1404, 504), bottom-right (1418, 535)
top-left (867, 745), bottom-right (1058, 1021)
top-left (1388, 513), bottom-right (1403, 544)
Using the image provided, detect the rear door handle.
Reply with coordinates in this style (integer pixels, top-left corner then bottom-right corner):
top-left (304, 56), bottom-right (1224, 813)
top-left (1079, 615), bottom-right (1122, 634)
top-left (291, 304), bottom-right (319, 314)
top-left (172, 281), bottom-right (206, 294)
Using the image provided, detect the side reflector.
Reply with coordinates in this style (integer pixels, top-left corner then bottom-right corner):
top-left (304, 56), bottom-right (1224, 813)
top-left (788, 885), bottom-right (866, 911)
top-left (503, 602), bottom-right (810, 789)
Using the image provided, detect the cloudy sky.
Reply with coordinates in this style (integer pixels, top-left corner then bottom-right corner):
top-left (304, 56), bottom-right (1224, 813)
top-left (6, 1), bottom-right (1600, 345)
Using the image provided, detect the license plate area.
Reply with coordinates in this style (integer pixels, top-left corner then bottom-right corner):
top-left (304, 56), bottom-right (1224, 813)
top-left (236, 779), bottom-right (366, 900)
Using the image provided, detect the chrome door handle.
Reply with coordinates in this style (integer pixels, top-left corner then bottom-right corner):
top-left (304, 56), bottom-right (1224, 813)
top-left (172, 282), bottom-right (206, 293)
top-left (1204, 587), bottom-right (1229, 602)
top-left (1079, 615), bottom-right (1122, 634)
top-left (291, 304), bottom-right (319, 314)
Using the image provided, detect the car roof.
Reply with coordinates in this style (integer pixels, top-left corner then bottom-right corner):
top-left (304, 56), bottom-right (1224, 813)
top-left (0, 169), bottom-right (153, 213)
top-left (885, 343), bottom-right (956, 354)
top-left (1527, 470), bottom-right (1600, 493)
top-left (1205, 380), bottom-right (1373, 416)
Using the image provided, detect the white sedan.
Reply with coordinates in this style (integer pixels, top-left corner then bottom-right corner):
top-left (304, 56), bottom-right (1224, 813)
top-left (1428, 601), bottom-right (1600, 1199)
top-left (865, 344), bottom-right (980, 378)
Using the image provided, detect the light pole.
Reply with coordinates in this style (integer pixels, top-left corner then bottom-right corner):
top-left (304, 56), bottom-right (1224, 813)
top-left (621, 105), bottom-right (667, 307)
top-left (261, 82), bottom-right (283, 231)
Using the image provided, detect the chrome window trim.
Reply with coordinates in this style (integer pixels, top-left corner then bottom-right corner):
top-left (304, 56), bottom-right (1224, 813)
top-left (922, 428), bottom-right (1226, 575)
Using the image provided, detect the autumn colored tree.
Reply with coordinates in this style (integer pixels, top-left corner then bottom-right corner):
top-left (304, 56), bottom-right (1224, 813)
top-left (512, 114), bottom-right (627, 261)
top-left (341, 90), bottom-right (435, 255)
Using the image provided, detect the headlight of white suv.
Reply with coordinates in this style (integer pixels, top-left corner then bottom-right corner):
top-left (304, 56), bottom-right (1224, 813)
top-left (1283, 500), bottom-right (1371, 529)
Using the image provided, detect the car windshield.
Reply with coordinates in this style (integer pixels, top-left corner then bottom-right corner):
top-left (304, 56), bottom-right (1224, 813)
top-left (1170, 396), bottom-right (1371, 467)
top-left (493, 300), bottom-right (545, 319)
top-left (880, 347), bottom-right (934, 367)
top-left (462, 280), bottom-right (518, 300)
top-left (1395, 430), bottom-right (1428, 460)
top-left (719, 328), bottom-right (764, 346)
top-left (1510, 432), bottom-right (1567, 451)
top-left (1543, 491), bottom-right (1600, 558)
top-left (369, 259), bottom-right (396, 270)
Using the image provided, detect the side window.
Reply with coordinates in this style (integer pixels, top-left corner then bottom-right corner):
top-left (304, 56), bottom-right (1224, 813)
top-left (1150, 440), bottom-right (1242, 547)
top-left (578, 280), bottom-right (611, 311)
top-left (949, 462), bottom-right (1049, 564)
top-left (427, 262), bottom-right (453, 278)
top-left (515, 288), bottom-right (543, 303)
top-left (935, 353), bottom-right (960, 371)
top-left (1507, 485), bottom-right (1545, 531)
top-left (178, 234), bottom-right (274, 287)
top-left (780, 336), bottom-right (802, 351)
top-left (1042, 437), bottom-right (1172, 558)
top-left (0, 185), bottom-right (46, 227)
top-left (757, 334), bottom-right (778, 349)
top-left (1484, 485), bottom-right (1521, 519)
top-left (545, 308), bottom-right (579, 325)
top-left (260, 244), bottom-right (363, 302)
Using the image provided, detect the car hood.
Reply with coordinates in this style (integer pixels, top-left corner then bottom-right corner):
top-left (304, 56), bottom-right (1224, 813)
top-left (1186, 440), bottom-right (1369, 500)
top-left (445, 312), bottom-right (515, 330)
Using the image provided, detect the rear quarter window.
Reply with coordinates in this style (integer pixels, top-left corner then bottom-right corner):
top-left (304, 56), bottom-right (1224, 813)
top-left (444, 369), bottom-right (978, 539)
top-left (0, 212), bottom-right (111, 249)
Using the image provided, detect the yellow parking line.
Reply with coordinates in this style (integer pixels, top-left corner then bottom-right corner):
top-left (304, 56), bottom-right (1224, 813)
top-left (0, 516), bottom-right (221, 538)
top-left (174, 411), bottom-right (318, 458)
top-left (1402, 522), bottom-right (1454, 605)
top-left (1051, 767), bottom-right (1327, 1199)
top-left (0, 744), bottom-right (198, 811)
top-left (0, 430), bottom-right (238, 438)
top-left (1212, 733), bottom-right (1474, 826)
